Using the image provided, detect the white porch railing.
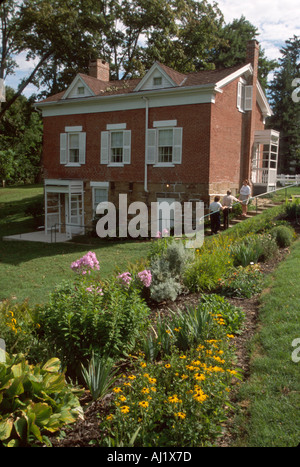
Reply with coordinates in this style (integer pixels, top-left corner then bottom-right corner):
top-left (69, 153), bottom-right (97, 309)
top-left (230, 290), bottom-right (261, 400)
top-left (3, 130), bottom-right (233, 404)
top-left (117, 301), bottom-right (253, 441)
top-left (277, 174), bottom-right (300, 185)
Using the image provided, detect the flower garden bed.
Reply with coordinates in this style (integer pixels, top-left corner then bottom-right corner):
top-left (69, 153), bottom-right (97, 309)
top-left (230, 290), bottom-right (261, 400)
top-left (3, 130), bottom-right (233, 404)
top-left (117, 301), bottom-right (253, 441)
top-left (0, 202), bottom-right (299, 447)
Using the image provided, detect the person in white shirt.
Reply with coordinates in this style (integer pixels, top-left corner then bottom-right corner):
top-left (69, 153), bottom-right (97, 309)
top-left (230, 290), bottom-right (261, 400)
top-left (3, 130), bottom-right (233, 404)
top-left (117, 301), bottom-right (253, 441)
top-left (222, 190), bottom-right (240, 229)
top-left (239, 180), bottom-right (251, 217)
top-left (209, 196), bottom-right (223, 234)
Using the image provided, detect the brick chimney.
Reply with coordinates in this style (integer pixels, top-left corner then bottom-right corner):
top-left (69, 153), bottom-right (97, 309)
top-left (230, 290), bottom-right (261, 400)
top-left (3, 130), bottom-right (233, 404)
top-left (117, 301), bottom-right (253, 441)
top-left (246, 39), bottom-right (259, 79)
top-left (242, 40), bottom-right (260, 184)
top-left (88, 59), bottom-right (110, 81)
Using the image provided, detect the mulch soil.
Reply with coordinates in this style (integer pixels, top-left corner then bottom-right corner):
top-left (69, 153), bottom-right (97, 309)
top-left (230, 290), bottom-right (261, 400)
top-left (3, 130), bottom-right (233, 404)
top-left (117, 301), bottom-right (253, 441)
top-left (49, 224), bottom-right (299, 448)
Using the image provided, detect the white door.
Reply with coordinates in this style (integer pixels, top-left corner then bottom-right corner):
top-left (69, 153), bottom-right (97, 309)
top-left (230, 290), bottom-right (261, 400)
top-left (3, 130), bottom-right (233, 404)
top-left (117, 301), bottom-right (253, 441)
top-left (65, 194), bottom-right (83, 237)
top-left (157, 198), bottom-right (176, 234)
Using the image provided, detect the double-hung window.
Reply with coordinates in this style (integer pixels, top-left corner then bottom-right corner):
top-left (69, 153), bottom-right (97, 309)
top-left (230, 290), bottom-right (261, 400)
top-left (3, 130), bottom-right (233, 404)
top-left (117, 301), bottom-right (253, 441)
top-left (91, 182), bottom-right (109, 217)
top-left (60, 126), bottom-right (86, 166)
top-left (237, 80), bottom-right (253, 112)
top-left (158, 129), bottom-right (173, 163)
top-left (101, 124), bottom-right (131, 166)
top-left (147, 121), bottom-right (183, 166)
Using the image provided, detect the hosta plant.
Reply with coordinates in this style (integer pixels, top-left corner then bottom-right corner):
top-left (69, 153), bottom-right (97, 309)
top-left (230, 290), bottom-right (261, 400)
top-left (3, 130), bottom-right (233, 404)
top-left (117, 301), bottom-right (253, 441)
top-left (0, 354), bottom-right (83, 447)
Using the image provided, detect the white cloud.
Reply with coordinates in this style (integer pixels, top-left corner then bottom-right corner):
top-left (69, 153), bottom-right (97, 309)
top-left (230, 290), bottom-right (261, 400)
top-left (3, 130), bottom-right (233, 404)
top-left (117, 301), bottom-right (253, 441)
top-left (217, 0), bottom-right (300, 62)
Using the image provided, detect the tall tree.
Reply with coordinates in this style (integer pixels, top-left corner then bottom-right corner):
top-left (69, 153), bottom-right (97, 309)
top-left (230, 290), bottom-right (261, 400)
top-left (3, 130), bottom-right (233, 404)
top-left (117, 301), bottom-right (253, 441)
top-left (268, 35), bottom-right (300, 173)
top-left (0, 86), bottom-right (42, 184)
top-left (210, 16), bottom-right (277, 90)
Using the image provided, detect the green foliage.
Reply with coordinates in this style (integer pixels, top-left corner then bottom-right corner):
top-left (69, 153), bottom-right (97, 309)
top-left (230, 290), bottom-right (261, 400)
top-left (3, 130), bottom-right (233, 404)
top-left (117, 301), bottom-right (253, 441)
top-left (81, 353), bottom-right (118, 401)
top-left (269, 224), bottom-right (295, 248)
top-left (230, 234), bottom-right (278, 267)
top-left (0, 354), bottom-right (83, 447)
top-left (35, 278), bottom-right (150, 377)
top-left (101, 335), bottom-right (242, 447)
top-left (0, 88), bottom-right (42, 184)
top-left (183, 243), bottom-right (233, 293)
top-left (199, 294), bottom-right (245, 335)
top-left (217, 264), bottom-right (265, 299)
top-left (284, 199), bottom-right (300, 221)
top-left (149, 239), bottom-right (192, 302)
top-left (0, 300), bottom-right (39, 357)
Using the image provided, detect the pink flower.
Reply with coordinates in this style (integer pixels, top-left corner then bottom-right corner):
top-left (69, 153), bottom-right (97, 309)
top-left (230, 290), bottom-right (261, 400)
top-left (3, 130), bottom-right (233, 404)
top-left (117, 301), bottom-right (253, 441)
top-left (117, 271), bottom-right (132, 287)
top-left (86, 285), bottom-right (103, 295)
top-left (155, 231), bottom-right (162, 238)
top-left (137, 270), bottom-right (152, 288)
top-left (71, 251), bottom-right (100, 275)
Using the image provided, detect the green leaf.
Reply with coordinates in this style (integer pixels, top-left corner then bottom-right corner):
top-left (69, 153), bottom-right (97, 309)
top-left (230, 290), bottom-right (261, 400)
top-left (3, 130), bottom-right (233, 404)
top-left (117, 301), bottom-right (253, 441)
top-left (0, 417), bottom-right (14, 441)
top-left (42, 358), bottom-right (61, 373)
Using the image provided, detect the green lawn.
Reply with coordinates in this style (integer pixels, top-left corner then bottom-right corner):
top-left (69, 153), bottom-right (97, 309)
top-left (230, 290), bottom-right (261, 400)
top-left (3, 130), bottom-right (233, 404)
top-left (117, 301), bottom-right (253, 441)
top-left (0, 185), bottom-right (151, 305)
top-left (233, 238), bottom-right (300, 447)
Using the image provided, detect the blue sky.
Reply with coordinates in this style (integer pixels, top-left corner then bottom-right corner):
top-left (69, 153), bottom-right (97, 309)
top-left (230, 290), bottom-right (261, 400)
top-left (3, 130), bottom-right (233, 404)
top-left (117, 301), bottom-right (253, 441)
top-left (4, 0), bottom-right (300, 98)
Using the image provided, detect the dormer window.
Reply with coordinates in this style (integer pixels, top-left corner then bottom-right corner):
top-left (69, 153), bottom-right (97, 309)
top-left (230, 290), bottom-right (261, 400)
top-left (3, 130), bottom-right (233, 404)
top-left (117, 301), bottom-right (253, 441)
top-left (77, 86), bottom-right (85, 96)
top-left (153, 76), bottom-right (162, 86)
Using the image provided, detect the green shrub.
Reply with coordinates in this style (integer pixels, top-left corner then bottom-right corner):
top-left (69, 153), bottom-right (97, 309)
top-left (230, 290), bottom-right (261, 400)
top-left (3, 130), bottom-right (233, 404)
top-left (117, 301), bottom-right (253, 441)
top-left (200, 294), bottom-right (245, 335)
top-left (217, 264), bottom-right (264, 299)
top-left (183, 245), bottom-right (233, 293)
top-left (150, 239), bottom-right (192, 302)
top-left (229, 234), bottom-right (278, 267)
top-left (269, 225), bottom-right (295, 248)
top-left (35, 278), bottom-right (150, 378)
top-left (81, 353), bottom-right (118, 401)
top-left (0, 354), bottom-right (83, 447)
top-left (284, 199), bottom-right (300, 221)
top-left (0, 300), bottom-right (39, 358)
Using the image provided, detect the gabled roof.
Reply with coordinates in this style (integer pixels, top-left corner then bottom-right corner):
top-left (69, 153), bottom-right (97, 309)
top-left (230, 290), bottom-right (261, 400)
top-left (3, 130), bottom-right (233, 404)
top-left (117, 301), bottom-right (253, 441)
top-left (37, 61), bottom-right (271, 117)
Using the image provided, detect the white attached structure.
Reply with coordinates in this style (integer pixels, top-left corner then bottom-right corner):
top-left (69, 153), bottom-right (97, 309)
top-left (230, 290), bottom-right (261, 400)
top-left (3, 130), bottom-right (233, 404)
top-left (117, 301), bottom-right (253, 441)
top-left (44, 179), bottom-right (84, 239)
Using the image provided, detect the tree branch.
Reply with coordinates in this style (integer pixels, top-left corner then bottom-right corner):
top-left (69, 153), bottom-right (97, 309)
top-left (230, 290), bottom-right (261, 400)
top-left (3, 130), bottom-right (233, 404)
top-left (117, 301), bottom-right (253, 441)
top-left (0, 50), bottom-right (52, 120)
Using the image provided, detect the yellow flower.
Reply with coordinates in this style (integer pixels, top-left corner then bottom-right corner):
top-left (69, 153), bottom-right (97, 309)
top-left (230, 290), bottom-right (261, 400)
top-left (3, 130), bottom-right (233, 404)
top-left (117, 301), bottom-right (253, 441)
top-left (227, 334), bottom-right (235, 339)
top-left (193, 389), bottom-right (208, 403)
top-left (120, 405), bottom-right (130, 414)
top-left (113, 387), bottom-right (122, 393)
top-left (128, 375), bottom-right (136, 380)
top-left (194, 373), bottom-right (205, 381)
top-left (175, 412), bottom-right (186, 419)
top-left (139, 401), bottom-right (149, 409)
top-left (148, 377), bottom-right (157, 384)
top-left (168, 395), bottom-right (182, 404)
top-left (140, 362), bottom-right (147, 368)
top-left (106, 414), bottom-right (114, 420)
top-left (165, 363), bottom-right (171, 369)
top-left (150, 387), bottom-right (156, 392)
top-left (119, 395), bottom-right (127, 402)
top-left (141, 387), bottom-right (150, 394)
top-left (179, 355), bottom-right (186, 359)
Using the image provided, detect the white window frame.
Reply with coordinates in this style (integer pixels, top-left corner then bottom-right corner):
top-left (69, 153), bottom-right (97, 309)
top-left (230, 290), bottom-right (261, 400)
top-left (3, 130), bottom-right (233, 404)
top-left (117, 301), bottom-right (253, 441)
top-left (91, 182), bottom-right (109, 217)
top-left (147, 126), bottom-right (183, 166)
top-left (237, 79), bottom-right (253, 112)
top-left (60, 126), bottom-right (86, 166)
top-left (100, 128), bottom-right (131, 166)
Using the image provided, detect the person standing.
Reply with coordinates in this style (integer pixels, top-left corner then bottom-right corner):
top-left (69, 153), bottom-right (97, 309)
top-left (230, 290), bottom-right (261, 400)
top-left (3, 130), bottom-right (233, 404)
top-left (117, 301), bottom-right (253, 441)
top-left (222, 190), bottom-right (240, 229)
top-left (239, 180), bottom-right (251, 217)
top-left (209, 196), bottom-right (223, 234)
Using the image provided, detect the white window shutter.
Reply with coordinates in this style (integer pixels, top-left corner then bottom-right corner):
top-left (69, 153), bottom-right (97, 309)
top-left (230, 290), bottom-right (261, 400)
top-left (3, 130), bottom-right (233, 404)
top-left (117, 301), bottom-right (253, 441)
top-left (100, 131), bottom-right (109, 164)
top-left (60, 133), bottom-right (67, 164)
top-left (237, 81), bottom-right (242, 110)
top-left (244, 85), bottom-right (253, 111)
top-left (147, 129), bottom-right (157, 164)
top-left (79, 132), bottom-right (86, 164)
top-left (173, 127), bottom-right (182, 164)
top-left (123, 130), bottom-right (131, 164)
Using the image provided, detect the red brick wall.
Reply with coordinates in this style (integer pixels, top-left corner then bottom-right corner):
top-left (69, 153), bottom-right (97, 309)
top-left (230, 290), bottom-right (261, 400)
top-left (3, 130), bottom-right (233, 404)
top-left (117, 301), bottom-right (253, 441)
top-left (42, 103), bottom-right (212, 186)
top-left (209, 79), bottom-right (244, 191)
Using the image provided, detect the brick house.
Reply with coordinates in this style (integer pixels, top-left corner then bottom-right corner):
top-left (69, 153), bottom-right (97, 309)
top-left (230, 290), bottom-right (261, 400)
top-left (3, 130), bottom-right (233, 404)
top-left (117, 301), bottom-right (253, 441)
top-left (36, 40), bottom-right (279, 238)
